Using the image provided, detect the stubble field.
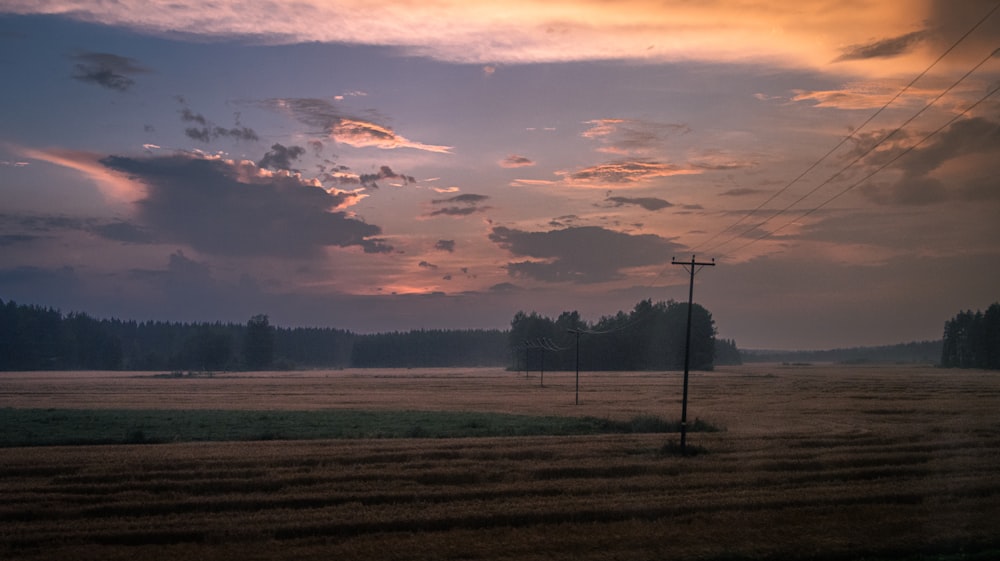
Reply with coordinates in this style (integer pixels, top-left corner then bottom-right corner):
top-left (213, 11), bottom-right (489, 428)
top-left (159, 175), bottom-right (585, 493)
top-left (1, 364), bottom-right (999, 560)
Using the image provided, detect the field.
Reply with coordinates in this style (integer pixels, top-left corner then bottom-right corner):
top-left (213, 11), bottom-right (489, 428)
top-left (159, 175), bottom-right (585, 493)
top-left (2, 364), bottom-right (999, 560)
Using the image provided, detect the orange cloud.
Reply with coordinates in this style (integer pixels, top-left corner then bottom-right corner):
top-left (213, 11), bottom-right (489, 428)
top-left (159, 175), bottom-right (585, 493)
top-left (561, 160), bottom-right (700, 186)
top-left (7, 1), bottom-right (975, 78)
top-left (331, 119), bottom-right (452, 153)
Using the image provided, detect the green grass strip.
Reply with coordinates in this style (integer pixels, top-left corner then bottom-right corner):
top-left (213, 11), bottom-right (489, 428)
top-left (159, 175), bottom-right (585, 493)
top-left (0, 408), bottom-right (720, 447)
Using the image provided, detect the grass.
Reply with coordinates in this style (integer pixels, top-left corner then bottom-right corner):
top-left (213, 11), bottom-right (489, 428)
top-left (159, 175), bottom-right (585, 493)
top-left (0, 408), bottom-right (719, 446)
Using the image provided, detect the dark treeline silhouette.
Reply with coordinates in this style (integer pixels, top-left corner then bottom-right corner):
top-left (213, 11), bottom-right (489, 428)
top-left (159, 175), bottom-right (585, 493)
top-left (941, 303), bottom-right (1000, 369)
top-left (0, 299), bottom-right (508, 371)
top-left (509, 299), bottom-right (732, 371)
top-left (351, 329), bottom-right (509, 367)
top-left (742, 340), bottom-right (944, 365)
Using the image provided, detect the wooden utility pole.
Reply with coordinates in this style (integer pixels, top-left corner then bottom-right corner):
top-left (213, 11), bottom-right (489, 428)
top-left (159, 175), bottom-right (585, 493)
top-left (671, 255), bottom-right (715, 452)
top-left (568, 329), bottom-right (582, 405)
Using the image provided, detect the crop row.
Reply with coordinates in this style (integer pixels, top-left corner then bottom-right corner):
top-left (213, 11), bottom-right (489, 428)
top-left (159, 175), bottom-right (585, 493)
top-left (3, 428), bottom-right (1000, 561)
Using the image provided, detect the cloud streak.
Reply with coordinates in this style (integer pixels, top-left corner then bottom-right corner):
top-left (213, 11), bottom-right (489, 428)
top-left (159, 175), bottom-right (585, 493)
top-left (263, 98), bottom-right (451, 153)
top-left (428, 193), bottom-right (491, 217)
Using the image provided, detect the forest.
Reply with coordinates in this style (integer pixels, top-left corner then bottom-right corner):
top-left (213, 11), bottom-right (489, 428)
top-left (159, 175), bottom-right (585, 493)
top-left (508, 299), bottom-right (740, 372)
top-left (0, 297), bottom-right (735, 371)
top-left (940, 302), bottom-right (1000, 369)
top-left (0, 299), bottom-right (507, 371)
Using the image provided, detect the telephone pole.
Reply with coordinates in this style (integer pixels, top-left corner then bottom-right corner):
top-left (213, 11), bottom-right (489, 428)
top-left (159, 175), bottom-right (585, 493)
top-left (671, 255), bottom-right (715, 452)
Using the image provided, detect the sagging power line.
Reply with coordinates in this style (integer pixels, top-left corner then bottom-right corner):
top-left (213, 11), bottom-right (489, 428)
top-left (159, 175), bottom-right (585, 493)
top-left (690, 2), bottom-right (1000, 258)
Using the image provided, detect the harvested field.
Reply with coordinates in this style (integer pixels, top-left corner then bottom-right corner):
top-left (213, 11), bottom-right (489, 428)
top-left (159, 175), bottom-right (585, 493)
top-left (1, 364), bottom-right (999, 560)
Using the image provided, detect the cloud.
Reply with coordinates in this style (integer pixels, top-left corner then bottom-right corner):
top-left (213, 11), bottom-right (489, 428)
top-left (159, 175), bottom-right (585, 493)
top-left (858, 117), bottom-right (1000, 205)
top-left (14, 1), bottom-right (959, 76)
top-left (359, 165), bottom-right (416, 188)
top-left (332, 119), bottom-right (451, 153)
top-left (488, 225), bottom-right (680, 283)
top-left (563, 160), bottom-right (700, 185)
top-left (500, 154), bottom-right (535, 168)
top-left (258, 143), bottom-right (306, 171)
top-left (428, 193), bottom-right (491, 217)
top-left (582, 119), bottom-right (690, 155)
top-left (99, 152), bottom-right (392, 256)
top-left (489, 282), bottom-right (520, 292)
top-left (91, 220), bottom-right (156, 244)
top-left (835, 31), bottom-right (926, 61)
top-left (511, 178), bottom-right (558, 187)
top-left (70, 51), bottom-right (149, 91)
top-left (602, 196), bottom-right (673, 211)
top-left (263, 98), bottom-right (451, 153)
top-left (418, 261), bottom-right (438, 269)
top-left (790, 84), bottom-right (933, 110)
top-left (719, 188), bottom-right (768, 197)
top-left (179, 107), bottom-right (260, 143)
top-left (435, 239), bottom-right (456, 252)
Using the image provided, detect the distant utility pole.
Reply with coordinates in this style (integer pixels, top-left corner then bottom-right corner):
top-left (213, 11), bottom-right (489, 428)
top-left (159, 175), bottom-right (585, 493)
top-left (671, 255), bottom-right (715, 452)
top-left (568, 329), bottom-right (582, 405)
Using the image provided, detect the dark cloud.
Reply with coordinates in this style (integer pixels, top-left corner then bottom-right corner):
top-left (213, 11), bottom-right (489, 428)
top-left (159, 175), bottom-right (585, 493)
top-left (359, 165), bottom-right (416, 188)
top-left (860, 117), bottom-right (1000, 205)
top-left (429, 206), bottom-right (488, 217)
top-left (185, 127), bottom-right (212, 142)
top-left (91, 221), bottom-right (156, 244)
top-left (603, 196), bottom-right (673, 211)
top-left (418, 261), bottom-right (438, 269)
top-left (71, 52), bottom-right (149, 91)
top-left (0, 213), bottom-right (154, 245)
top-left (500, 154), bottom-right (535, 168)
top-left (428, 193), bottom-right (491, 217)
top-left (0, 234), bottom-right (39, 246)
top-left (835, 31), bottom-right (926, 61)
top-left (258, 143), bottom-right (306, 172)
top-left (435, 239), bottom-right (456, 252)
top-left (432, 194), bottom-right (489, 205)
top-left (719, 188), bottom-right (768, 197)
top-left (488, 225), bottom-right (679, 283)
top-left (180, 108), bottom-right (259, 143)
top-left (100, 153), bottom-right (391, 257)
top-left (180, 109), bottom-right (208, 126)
top-left (548, 215), bottom-right (580, 228)
top-left (489, 282), bottom-right (521, 292)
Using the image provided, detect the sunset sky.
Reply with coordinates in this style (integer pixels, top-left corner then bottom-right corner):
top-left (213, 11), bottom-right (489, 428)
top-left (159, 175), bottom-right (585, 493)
top-left (1, 0), bottom-right (998, 350)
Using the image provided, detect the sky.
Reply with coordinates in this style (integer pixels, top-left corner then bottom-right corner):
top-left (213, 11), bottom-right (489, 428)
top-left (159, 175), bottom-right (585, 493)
top-left (0, 0), bottom-right (998, 350)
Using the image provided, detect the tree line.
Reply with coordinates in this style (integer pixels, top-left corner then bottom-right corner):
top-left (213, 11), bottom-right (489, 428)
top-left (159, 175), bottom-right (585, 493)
top-left (509, 299), bottom-right (739, 372)
top-left (941, 303), bottom-right (1000, 369)
top-left (0, 299), bottom-right (508, 371)
top-left (0, 297), bottom-right (737, 371)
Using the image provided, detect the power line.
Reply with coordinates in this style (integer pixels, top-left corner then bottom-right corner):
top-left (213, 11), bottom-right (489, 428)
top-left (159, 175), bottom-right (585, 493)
top-left (706, 44), bottom-right (1000, 257)
top-left (690, 2), bottom-right (1000, 254)
top-left (718, 79), bottom-right (1000, 259)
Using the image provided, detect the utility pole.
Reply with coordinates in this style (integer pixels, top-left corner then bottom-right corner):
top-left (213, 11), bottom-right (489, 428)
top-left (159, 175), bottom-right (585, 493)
top-left (568, 329), bottom-right (581, 405)
top-left (671, 255), bottom-right (715, 452)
